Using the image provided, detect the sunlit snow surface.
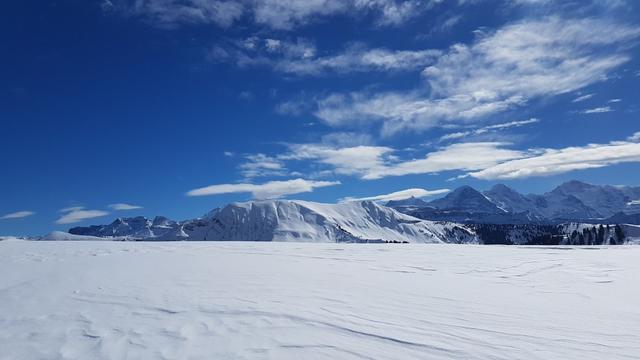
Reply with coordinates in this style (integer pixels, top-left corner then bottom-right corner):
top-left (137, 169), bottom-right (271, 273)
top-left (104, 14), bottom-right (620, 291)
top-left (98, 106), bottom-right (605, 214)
top-left (1, 240), bottom-right (639, 359)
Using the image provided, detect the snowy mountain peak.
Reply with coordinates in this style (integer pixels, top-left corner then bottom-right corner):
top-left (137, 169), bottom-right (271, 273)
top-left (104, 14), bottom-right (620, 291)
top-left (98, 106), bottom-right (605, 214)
top-left (429, 185), bottom-right (503, 214)
top-left (488, 183), bottom-right (517, 194)
top-left (553, 180), bottom-right (596, 194)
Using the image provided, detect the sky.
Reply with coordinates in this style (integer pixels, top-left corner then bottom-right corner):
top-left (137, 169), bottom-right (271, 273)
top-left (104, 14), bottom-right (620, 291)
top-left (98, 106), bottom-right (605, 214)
top-left (1, 0), bottom-right (640, 236)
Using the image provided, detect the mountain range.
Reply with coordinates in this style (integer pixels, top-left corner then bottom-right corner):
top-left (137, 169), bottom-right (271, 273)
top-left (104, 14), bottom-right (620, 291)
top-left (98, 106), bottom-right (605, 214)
top-left (389, 180), bottom-right (640, 224)
top-left (54, 181), bottom-right (640, 244)
top-left (67, 200), bottom-right (477, 243)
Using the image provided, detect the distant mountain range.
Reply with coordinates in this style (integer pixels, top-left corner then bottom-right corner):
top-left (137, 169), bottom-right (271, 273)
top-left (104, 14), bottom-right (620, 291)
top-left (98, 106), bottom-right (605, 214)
top-left (388, 180), bottom-right (640, 224)
top-left (50, 180), bottom-right (640, 245)
top-left (67, 200), bottom-right (477, 244)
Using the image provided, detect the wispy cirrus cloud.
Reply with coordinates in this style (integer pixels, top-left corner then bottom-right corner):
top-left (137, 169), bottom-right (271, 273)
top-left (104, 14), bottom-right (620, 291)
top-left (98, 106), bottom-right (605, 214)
top-left (109, 0), bottom-right (436, 30)
top-left (582, 106), bottom-right (614, 114)
top-left (238, 153), bottom-right (289, 179)
top-left (1, 211), bottom-right (35, 220)
top-left (313, 17), bottom-right (640, 135)
top-left (56, 207), bottom-right (110, 225)
top-left (466, 136), bottom-right (640, 180)
top-left (115, 0), bottom-right (245, 28)
top-left (254, 132), bottom-right (640, 182)
top-left (246, 141), bottom-right (525, 181)
top-left (186, 178), bottom-right (340, 199)
top-left (439, 118), bottom-right (539, 142)
top-left (280, 144), bottom-right (394, 178)
top-left (362, 142), bottom-right (528, 180)
top-left (341, 188), bottom-right (450, 202)
top-left (572, 93), bottom-right (595, 103)
top-left (209, 37), bottom-right (442, 76)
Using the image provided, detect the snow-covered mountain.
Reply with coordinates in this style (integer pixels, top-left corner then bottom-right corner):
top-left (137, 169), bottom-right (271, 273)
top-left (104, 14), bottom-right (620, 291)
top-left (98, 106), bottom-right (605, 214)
top-left (69, 216), bottom-right (183, 239)
top-left (429, 186), bottom-right (505, 214)
top-left (69, 200), bottom-right (478, 243)
top-left (483, 184), bottom-right (540, 215)
top-left (545, 180), bottom-right (640, 218)
top-left (388, 181), bottom-right (640, 224)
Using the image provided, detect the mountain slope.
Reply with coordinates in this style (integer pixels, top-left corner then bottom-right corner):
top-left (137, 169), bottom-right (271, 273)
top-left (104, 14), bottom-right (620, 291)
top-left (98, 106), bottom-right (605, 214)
top-left (483, 184), bottom-right (539, 215)
top-left (183, 200), bottom-right (478, 243)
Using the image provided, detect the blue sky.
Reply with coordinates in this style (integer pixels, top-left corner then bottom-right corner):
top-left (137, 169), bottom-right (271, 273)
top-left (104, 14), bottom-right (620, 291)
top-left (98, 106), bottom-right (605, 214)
top-left (2, 0), bottom-right (640, 235)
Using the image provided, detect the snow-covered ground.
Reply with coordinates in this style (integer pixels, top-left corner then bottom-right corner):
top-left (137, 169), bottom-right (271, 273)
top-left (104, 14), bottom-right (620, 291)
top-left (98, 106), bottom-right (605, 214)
top-left (1, 240), bottom-right (639, 359)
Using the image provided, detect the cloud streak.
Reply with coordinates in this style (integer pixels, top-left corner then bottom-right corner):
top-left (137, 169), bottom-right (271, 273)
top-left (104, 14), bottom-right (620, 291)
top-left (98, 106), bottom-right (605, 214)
top-left (281, 144), bottom-right (394, 178)
top-left (56, 207), bottom-right (110, 225)
top-left (238, 153), bottom-right (289, 179)
top-left (439, 118), bottom-right (539, 141)
top-left (341, 188), bottom-right (450, 202)
top-left (1, 211), bottom-right (35, 220)
top-left (467, 138), bottom-right (640, 180)
top-left (186, 178), bottom-right (340, 199)
top-left (108, 203), bottom-right (143, 210)
top-left (210, 38), bottom-right (442, 76)
top-left (583, 106), bottom-right (613, 114)
top-left (363, 142), bottom-right (527, 180)
top-left (572, 93), bottom-right (595, 103)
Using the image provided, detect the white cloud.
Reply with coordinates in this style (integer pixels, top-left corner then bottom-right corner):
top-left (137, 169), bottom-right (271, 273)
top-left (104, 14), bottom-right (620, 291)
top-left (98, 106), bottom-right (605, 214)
top-left (108, 203), bottom-right (143, 210)
top-left (59, 206), bottom-right (85, 213)
top-left (583, 106), bottom-right (613, 114)
top-left (320, 132), bottom-right (374, 147)
top-left (281, 144), bottom-right (394, 177)
top-left (314, 17), bottom-right (640, 135)
top-left (238, 153), bottom-right (288, 178)
top-left (365, 0), bottom-right (424, 26)
top-left (572, 93), bottom-right (594, 103)
top-left (210, 38), bottom-right (441, 75)
top-left (267, 142), bottom-right (524, 181)
top-left (608, 98), bottom-right (622, 103)
top-left (56, 207), bottom-right (110, 225)
top-left (234, 132), bottom-right (640, 183)
top-left (1, 211), bottom-right (35, 220)
top-left (242, 140), bottom-right (524, 182)
top-left (276, 98), bottom-right (312, 115)
top-left (186, 178), bottom-right (340, 199)
top-left (439, 118), bottom-right (539, 142)
top-left (467, 137), bottom-right (640, 180)
top-left (281, 47), bottom-right (442, 75)
top-left (369, 134), bottom-right (640, 181)
top-left (115, 0), bottom-right (434, 30)
top-left (363, 142), bottom-right (527, 180)
top-left (251, 0), bottom-right (346, 30)
top-left (122, 0), bottom-right (245, 28)
top-left (341, 188), bottom-right (450, 202)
